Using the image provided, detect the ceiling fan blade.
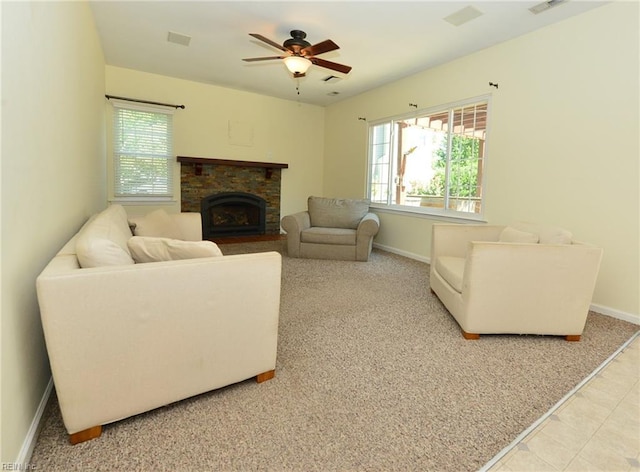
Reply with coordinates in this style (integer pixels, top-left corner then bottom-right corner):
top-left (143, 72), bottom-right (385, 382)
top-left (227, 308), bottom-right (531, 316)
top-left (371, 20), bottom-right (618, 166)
top-left (243, 56), bottom-right (286, 62)
top-left (301, 39), bottom-right (339, 57)
top-left (309, 57), bottom-right (352, 74)
top-left (249, 33), bottom-right (287, 52)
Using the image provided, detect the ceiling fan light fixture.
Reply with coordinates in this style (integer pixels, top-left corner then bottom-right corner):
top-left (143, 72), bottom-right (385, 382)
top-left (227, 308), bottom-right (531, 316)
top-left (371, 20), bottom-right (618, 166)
top-left (283, 56), bottom-right (312, 75)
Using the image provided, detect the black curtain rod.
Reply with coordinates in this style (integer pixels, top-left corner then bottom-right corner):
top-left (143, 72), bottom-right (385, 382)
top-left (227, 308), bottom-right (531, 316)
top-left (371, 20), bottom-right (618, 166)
top-left (105, 94), bottom-right (185, 109)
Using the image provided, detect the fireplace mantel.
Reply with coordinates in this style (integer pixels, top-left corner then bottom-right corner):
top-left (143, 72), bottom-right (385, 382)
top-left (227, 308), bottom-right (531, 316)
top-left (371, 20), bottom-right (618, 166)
top-left (177, 156), bottom-right (288, 179)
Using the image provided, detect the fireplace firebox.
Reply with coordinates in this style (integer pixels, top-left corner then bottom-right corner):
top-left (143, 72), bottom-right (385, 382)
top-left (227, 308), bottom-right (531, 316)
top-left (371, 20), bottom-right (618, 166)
top-left (201, 192), bottom-right (266, 239)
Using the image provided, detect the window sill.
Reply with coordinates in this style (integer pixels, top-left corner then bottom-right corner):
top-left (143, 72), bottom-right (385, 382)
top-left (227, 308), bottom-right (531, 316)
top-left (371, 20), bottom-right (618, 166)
top-left (370, 204), bottom-right (488, 224)
top-left (109, 197), bottom-right (177, 206)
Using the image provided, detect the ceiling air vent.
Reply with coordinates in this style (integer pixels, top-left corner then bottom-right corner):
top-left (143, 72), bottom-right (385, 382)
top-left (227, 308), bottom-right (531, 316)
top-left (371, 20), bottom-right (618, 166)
top-left (529, 0), bottom-right (567, 15)
top-left (443, 6), bottom-right (484, 27)
top-left (167, 31), bottom-right (192, 46)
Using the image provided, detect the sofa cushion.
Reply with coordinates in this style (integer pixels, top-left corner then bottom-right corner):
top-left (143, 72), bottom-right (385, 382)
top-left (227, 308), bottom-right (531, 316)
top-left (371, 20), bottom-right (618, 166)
top-left (512, 222), bottom-right (572, 245)
top-left (301, 227), bottom-right (357, 245)
top-left (307, 196), bottom-right (370, 230)
top-left (499, 226), bottom-right (539, 243)
top-left (133, 209), bottom-right (183, 239)
top-left (436, 256), bottom-right (466, 293)
top-left (128, 236), bottom-right (223, 263)
top-left (76, 205), bottom-right (135, 268)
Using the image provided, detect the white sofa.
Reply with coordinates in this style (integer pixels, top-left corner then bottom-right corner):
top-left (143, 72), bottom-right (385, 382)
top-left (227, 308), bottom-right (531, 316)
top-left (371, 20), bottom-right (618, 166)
top-left (429, 223), bottom-right (603, 341)
top-left (36, 205), bottom-right (282, 444)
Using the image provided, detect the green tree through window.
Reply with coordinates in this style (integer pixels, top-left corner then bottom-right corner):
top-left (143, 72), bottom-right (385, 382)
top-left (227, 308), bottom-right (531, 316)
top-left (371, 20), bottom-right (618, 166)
top-left (428, 134), bottom-right (482, 199)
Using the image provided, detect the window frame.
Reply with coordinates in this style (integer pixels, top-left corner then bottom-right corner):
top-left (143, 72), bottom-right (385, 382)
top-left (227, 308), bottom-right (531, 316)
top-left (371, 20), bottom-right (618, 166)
top-left (365, 95), bottom-right (491, 222)
top-left (110, 100), bottom-right (176, 203)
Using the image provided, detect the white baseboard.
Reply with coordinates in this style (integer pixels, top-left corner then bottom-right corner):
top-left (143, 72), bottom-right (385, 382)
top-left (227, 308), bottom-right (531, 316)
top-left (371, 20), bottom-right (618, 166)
top-left (16, 377), bottom-right (53, 465)
top-left (373, 242), bottom-right (430, 264)
top-left (590, 303), bottom-right (640, 325)
top-left (373, 243), bottom-right (639, 325)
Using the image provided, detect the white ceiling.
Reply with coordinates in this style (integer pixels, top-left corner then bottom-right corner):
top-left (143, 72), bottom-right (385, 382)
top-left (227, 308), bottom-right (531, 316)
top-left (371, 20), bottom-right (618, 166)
top-left (90, 1), bottom-right (607, 107)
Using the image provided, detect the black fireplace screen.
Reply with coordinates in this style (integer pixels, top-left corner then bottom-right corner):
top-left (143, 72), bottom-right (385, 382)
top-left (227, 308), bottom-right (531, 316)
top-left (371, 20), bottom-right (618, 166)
top-left (201, 192), bottom-right (266, 239)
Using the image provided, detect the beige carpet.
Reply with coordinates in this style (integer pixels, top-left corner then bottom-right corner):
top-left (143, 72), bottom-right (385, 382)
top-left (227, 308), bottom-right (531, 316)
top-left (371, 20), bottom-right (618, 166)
top-left (30, 242), bottom-right (638, 471)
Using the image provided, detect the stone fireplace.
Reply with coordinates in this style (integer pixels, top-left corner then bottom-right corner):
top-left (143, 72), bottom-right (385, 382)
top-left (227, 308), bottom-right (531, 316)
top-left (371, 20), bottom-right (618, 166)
top-left (178, 156), bottom-right (288, 239)
top-left (201, 192), bottom-right (266, 239)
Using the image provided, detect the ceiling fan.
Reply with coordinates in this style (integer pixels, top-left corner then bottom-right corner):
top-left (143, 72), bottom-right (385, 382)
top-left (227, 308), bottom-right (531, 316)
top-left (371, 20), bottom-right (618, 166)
top-left (242, 30), bottom-right (352, 78)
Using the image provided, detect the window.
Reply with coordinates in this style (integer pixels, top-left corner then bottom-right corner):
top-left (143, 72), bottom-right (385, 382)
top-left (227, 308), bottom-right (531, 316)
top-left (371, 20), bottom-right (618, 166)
top-left (112, 102), bottom-right (174, 199)
top-left (367, 97), bottom-right (489, 218)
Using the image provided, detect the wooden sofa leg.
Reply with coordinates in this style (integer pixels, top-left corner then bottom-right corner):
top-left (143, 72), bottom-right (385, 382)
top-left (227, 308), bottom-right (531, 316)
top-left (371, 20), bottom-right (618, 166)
top-left (565, 335), bottom-right (581, 342)
top-left (462, 330), bottom-right (480, 340)
top-left (256, 369), bottom-right (275, 383)
top-left (69, 425), bottom-right (102, 444)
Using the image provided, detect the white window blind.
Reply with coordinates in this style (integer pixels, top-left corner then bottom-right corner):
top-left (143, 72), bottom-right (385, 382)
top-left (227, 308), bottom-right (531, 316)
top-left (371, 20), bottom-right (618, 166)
top-left (112, 102), bottom-right (174, 198)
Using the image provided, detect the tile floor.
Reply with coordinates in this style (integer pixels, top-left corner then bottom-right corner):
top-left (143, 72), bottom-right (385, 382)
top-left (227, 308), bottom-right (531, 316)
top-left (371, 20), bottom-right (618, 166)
top-left (481, 332), bottom-right (640, 472)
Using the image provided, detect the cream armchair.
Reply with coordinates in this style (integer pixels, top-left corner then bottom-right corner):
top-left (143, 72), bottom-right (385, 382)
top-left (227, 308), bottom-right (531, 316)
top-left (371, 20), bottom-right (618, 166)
top-left (429, 223), bottom-right (603, 341)
top-left (281, 196), bottom-right (380, 261)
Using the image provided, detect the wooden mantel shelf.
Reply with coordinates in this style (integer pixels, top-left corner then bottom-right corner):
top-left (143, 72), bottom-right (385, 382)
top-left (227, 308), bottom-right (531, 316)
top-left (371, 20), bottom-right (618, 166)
top-left (177, 156), bottom-right (288, 179)
top-left (177, 156), bottom-right (288, 169)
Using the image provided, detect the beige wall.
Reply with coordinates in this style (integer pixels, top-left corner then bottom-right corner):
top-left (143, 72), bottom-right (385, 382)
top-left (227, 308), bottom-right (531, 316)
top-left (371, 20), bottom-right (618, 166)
top-left (1, 1), bottom-right (106, 462)
top-left (105, 67), bottom-right (325, 218)
top-left (324, 2), bottom-right (639, 319)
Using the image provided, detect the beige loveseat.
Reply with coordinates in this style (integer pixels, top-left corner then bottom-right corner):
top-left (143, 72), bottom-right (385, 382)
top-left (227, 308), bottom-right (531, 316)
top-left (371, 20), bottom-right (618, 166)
top-left (429, 222), bottom-right (603, 341)
top-left (281, 196), bottom-right (380, 261)
top-left (36, 204), bottom-right (282, 444)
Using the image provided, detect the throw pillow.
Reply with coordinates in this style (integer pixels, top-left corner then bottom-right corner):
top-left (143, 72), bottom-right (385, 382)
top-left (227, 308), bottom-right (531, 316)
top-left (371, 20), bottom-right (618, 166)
top-left (133, 209), bottom-right (183, 240)
top-left (128, 236), bottom-right (223, 263)
top-left (499, 226), bottom-right (539, 243)
top-left (512, 222), bottom-right (573, 245)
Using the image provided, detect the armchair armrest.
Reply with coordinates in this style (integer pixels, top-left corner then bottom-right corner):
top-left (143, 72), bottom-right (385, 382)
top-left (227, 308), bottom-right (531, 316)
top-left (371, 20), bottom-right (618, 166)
top-left (355, 212), bottom-right (380, 261)
top-left (357, 212), bottom-right (380, 238)
top-left (281, 211), bottom-right (311, 257)
top-left (281, 211), bottom-right (311, 234)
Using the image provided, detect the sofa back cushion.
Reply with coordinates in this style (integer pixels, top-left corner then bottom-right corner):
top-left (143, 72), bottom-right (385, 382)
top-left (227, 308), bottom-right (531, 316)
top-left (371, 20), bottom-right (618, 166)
top-left (512, 222), bottom-right (573, 245)
top-left (307, 196), bottom-right (370, 230)
top-left (132, 209), bottom-right (183, 239)
top-left (499, 226), bottom-right (539, 243)
top-left (76, 205), bottom-right (135, 268)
